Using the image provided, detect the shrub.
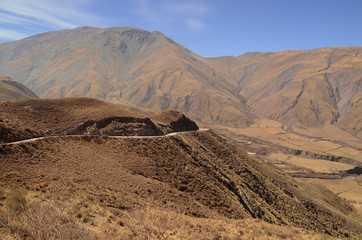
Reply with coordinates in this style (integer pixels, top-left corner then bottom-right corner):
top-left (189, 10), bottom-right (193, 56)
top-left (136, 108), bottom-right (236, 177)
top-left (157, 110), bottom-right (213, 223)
top-left (5, 189), bottom-right (27, 215)
top-left (5, 199), bottom-right (98, 240)
top-left (126, 205), bottom-right (186, 239)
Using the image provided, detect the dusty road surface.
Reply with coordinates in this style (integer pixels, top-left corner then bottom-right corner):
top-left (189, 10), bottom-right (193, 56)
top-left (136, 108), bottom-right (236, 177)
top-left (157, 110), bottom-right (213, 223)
top-left (2, 128), bottom-right (210, 146)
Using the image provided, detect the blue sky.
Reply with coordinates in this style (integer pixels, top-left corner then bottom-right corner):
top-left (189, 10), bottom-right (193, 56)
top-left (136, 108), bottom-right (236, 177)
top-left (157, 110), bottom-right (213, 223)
top-left (0, 0), bottom-right (361, 57)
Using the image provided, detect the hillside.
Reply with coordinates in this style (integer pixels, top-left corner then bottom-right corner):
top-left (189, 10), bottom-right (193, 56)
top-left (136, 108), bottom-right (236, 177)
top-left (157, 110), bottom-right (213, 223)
top-left (0, 75), bottom-right (38, 101)
top-left (0, 128), bottom-right (361, 238)
top-left (0, 97), bottom-right (197, 143)
top-left (205, 48), bottom-right (362, 138)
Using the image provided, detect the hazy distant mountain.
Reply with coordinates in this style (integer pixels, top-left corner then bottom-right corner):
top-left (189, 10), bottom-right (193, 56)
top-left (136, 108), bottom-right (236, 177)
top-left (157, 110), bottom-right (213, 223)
top-left (0, 27), bottom-right (360, 137)
top-left (0, 75), bottom-right (38, 101)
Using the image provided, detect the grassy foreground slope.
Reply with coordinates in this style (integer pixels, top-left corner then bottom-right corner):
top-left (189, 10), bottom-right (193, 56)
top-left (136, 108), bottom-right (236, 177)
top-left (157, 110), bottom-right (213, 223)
top-left (0, 188), bottom-right (336, 240)
top-left (0, 129), bottom-right (361, 238)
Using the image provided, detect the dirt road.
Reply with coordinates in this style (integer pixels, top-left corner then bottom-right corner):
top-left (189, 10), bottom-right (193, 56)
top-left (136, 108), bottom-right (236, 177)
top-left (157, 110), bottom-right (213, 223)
top-left (2, 128), bottom-right (210, 146)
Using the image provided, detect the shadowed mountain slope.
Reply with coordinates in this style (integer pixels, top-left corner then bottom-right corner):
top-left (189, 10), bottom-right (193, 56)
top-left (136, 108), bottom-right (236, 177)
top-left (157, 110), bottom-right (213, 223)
top-left (0, 75), bottom-right (38, 101)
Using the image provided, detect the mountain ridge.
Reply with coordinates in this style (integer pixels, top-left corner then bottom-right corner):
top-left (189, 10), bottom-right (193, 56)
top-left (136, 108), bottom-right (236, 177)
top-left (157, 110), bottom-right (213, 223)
top-left (0, 75), bottom-right (38, 101)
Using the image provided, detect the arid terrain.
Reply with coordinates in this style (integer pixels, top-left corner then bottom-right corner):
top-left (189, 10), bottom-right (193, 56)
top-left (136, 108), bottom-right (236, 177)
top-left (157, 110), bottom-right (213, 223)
top-left (0, 98), bottom-right (361, 239)
top-left (0, 76), bottom-right (38, 101)
top-left (0, 27), bottom-right (360, 165)
top-left (0, 26), bottom-right (361, 239)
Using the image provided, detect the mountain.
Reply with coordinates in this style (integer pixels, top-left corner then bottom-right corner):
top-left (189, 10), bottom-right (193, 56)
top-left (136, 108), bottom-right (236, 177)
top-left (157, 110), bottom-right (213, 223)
top-left (0, 75), bottom-right (38, 101)
top-left (0, 27), bottom-right (254, 127)
top-left (205, 48), bottom-right (362, 138)
top-left (0, 98), bottom-right (360, 238)
top-left (0, 27), bottom-right (360, 138)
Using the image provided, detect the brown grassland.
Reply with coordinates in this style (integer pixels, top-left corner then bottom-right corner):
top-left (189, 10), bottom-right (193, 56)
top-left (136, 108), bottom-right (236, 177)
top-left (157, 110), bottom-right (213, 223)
top-left (0, 131), bottom-right (361, 239)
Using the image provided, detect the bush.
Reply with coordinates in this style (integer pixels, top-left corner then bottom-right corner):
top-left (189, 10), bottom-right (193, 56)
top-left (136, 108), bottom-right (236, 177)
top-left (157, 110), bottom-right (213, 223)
top-left (4, 198), bottom-right (98, 240)
top-left (5, 189), bottom-right (27, 215)
top-left (126, 205), bottom-right (186, 239)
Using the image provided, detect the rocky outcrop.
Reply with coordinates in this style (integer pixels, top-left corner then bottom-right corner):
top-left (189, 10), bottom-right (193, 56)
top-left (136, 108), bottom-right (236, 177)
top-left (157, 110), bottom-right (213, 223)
top-left (68, 116), bottom-right (164, 136)
top-left (151, 109), bottom-right (199, 133)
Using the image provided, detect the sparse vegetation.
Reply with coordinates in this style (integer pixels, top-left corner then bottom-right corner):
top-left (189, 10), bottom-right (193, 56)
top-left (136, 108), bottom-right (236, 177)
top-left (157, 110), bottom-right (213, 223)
top-left (0, 130), bottom-right (361, 238)
top-left (0, 97), bottom-right (360, 239)
top-left (0, 188), bottom-right (338, 239)
top-left (0, 188), bottom-right (97, 240)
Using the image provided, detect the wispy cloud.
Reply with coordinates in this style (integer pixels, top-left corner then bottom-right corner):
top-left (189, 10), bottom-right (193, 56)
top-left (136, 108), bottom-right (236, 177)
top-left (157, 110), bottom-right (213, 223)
top-left (185, 18), bottom-right (206, 31)
top-left (0, 12), bottom-right (39, 25)
top-left (164, 2), bottom-right (210, 16)
top-left (0, 0), bottom-right (106, 41)
top-left (134, 0), bottom-right (211, 31)
top-left (0, 27), bottom-right (28, 40)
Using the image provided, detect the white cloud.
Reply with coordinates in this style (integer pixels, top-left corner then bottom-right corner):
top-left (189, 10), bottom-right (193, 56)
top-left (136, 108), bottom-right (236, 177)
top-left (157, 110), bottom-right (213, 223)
top-left (0, 27), bottom-right (28, 40)
top-left (185, 18), bottom-right (206, 31)
top-left (134, 0), bottom-right (210, 31)
top-left (165, 2), bottom-right (210, 16)
top-left (0, 12), bottom-right (38, 25)
top-left (0, 0), bottom-right (76, 28)
top-left (0, 0), bottom-right (107, 41)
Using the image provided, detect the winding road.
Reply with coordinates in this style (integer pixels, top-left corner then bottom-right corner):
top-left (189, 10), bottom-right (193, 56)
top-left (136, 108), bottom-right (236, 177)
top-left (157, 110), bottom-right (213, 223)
top-left (1, 128), bottom-right (210, 146)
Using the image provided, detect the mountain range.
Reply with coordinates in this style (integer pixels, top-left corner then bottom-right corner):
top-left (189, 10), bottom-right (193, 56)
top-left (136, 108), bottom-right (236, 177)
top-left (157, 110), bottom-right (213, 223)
top-left (0, 27), bottom-right (360, 139)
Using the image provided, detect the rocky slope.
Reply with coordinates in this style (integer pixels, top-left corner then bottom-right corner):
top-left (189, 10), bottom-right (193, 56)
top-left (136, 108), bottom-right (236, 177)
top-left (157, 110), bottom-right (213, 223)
top-left (0, 75), bottom-right (38, 101)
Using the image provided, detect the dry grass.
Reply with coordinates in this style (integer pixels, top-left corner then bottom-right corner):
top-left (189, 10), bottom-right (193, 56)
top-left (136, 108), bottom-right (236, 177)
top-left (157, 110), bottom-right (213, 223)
top-left (0, 76), bottom-right (38, 101)
top-left (269, 153), bottom-right (355, 173)
top-left (299, 178), bottom-right (362, 218)
top-left (0, 187), bottom-right (97, 240)
top-left (0, 131), bottom-right (361, 238)
top-left (0, 186), bottom-right (337, 240)
top-left (328, 148), bottom-right (362, 163)
top-left (107, 201), bottom-right (336, 240)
